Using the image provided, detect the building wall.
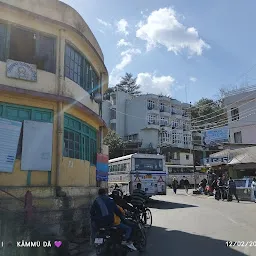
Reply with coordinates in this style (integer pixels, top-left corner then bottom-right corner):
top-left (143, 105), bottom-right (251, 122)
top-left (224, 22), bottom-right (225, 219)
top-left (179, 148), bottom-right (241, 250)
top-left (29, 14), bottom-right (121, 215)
top-left (126, 95), bottom-right (147, 135)
top-left (102, 100), bottom-right (111, 128)
top-left (139, 129), bottom-right (159, 148)
top-left (116, 91), bottom-right (131, 137)
top-left (0, 0), bottom-right (108, 187)
top-left (179, 152), bottom-right (194, 165)
top-left (0, 92), bottom-right (58, 186)
top-left (0, 0), bottom-right (104, 61)
top-left (224, 89), bottom-right (256, 145)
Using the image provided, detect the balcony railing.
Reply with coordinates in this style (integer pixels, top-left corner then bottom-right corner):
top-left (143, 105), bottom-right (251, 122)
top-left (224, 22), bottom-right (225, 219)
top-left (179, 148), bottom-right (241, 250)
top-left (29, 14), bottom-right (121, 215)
top-left (148, 120), bottom-right (159, 125)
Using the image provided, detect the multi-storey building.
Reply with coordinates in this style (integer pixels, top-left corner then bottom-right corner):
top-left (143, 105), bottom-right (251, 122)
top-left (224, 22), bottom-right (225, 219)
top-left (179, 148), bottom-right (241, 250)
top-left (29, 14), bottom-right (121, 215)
top-left (103, 91), bottom-right (192, 152)
top-left (0, 0), bottom-right (108, 187)
top-left (223, 86), bottom-right (256, 144)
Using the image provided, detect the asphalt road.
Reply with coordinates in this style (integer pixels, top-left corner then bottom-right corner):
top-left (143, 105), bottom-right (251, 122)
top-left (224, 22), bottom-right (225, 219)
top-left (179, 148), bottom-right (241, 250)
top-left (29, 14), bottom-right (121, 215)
top-left (131, 189), bottom-right (256, 256)
top-left (89, 189), bottom-right (256, 256)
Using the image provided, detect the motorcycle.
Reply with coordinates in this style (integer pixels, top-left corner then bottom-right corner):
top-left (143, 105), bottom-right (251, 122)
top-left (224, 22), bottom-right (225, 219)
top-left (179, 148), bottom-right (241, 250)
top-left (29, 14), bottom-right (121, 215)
top-left (94, 216), bottom-right (147, 255)
top-left (94, 226), bottom-right (131, 256)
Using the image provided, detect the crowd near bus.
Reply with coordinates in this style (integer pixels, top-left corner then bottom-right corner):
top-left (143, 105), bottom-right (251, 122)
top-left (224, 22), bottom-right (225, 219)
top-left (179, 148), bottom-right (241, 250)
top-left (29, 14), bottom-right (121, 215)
top-left (166, 164), bottom-right (208, 188)
top-left (108, 153), bottom-right (166, 197)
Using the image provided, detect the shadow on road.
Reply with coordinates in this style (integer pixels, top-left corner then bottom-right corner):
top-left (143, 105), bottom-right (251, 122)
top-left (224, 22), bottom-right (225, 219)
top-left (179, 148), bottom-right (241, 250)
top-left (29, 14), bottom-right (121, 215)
top-left (148, 199), bottom-right (197, 210)
top-left (144, 227), bottom-right (248, 256)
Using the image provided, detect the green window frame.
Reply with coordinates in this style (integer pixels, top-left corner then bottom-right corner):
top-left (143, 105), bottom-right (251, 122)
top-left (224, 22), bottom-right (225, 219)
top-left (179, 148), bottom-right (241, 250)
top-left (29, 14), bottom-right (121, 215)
top-left (63, 114), bottom-right (98, 165)
top-left (64, 43), bottom-right (99, 94)
top-left (0, 102), bottom-right (53, 159)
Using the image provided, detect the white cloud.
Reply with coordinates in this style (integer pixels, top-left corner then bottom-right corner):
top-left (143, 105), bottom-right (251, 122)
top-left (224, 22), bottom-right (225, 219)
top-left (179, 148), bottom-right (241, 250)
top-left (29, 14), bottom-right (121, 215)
top-left (117, 39), bottom-right (132, 48)
top-left (189, 77), bottom-right (197, 82)
top-left (116, 19), bottom-right (129, 36)
top-left (136, 8), bottom-right (210, 55)
top-left (97, 18), bottom-right (112, 28)
top-left (115, 48), bottom-right (141, 70)
top-left (137, 73), bottom-right (175, 95)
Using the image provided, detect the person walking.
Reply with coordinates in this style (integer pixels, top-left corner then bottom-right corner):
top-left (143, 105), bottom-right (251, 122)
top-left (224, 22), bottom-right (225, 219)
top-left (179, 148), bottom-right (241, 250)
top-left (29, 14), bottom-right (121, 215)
top-left (227, 177), bottom-right (239, 203)
top-left (183, 177), bottom-right (189, 194)
top-left (172, 177), bottom-right (178, 194)
top-left (251, 178), bottom-right (256, 203)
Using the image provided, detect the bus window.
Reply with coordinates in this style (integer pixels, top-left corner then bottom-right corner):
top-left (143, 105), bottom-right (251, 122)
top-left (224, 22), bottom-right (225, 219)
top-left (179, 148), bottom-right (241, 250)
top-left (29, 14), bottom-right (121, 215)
top-left (135, 158), bottom-right (163, 171)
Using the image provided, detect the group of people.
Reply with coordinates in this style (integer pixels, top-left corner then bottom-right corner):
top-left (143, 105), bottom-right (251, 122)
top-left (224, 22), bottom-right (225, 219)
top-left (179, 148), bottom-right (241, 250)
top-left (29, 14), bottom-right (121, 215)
top-left (211, 176), bottom-right (239, 202)
top-left (90, 183), bottom-right (147, 251)
top-left (171, 177), bottom-right (190, 194)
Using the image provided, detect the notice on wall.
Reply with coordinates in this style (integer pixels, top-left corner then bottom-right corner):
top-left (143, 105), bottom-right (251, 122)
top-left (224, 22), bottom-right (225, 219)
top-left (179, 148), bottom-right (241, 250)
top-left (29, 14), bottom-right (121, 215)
top-left (21, 120), bottom-right (53, 171)
top-left (0, 118), bottom-right (22, 173)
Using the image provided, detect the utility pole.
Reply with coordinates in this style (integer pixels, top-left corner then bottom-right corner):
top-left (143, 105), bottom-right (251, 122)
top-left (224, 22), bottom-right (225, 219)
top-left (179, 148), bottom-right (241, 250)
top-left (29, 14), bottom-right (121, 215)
top-left (192, 143), bottom-right (196, 190)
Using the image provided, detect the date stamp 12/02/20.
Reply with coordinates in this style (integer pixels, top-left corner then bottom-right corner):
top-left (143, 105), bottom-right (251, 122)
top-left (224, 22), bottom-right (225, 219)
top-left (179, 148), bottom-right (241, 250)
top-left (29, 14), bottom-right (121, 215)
top-left (226, 241), bottom-right (256, 247)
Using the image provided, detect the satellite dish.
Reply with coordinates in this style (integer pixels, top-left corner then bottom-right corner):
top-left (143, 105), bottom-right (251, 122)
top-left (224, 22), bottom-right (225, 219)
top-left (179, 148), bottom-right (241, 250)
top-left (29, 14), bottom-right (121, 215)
top-left (92, 93), bottom-right (102, 104)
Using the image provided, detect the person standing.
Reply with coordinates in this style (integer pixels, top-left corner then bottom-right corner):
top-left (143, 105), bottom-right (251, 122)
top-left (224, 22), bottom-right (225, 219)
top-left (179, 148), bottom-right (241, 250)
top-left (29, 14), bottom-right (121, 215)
top-left (172, 177), bottom-right (178, 194)
top-left (251, 178), bottom-right (256, 203)
top-left (228, 177), bottom-right (239, 203)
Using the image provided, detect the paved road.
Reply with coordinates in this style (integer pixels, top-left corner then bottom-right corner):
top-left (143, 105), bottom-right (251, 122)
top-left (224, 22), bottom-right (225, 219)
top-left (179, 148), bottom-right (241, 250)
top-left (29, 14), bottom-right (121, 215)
top-left (133, 189), bottom-right (256, 256)
top-left (90, 189), bottom-right (256, 256)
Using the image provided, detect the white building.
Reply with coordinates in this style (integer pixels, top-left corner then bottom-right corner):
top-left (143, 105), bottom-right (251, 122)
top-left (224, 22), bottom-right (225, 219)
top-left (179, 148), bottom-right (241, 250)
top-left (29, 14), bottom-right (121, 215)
top-left (102, 91), bottom-right (192, 150)
top-left (223, 86), bottom-right (256, 144)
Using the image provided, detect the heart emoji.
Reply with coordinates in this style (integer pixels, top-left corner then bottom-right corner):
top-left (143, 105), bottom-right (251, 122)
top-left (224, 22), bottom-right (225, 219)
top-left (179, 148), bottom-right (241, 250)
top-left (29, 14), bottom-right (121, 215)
top-left (54, 241), bottom-right (62, 248)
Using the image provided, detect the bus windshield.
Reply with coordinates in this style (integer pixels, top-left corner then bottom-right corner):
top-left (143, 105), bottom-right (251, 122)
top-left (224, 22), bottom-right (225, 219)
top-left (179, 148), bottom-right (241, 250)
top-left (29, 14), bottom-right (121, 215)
top-left (135, 158), bottom-right (163, 171)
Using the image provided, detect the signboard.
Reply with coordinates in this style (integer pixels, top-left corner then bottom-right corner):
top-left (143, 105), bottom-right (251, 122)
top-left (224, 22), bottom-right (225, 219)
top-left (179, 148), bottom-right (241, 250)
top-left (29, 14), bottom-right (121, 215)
top-left (96, 153), bottom-right (109, 181)
top-left (108, 174), bottom-right (130, 183)
top-left (0, 118), bottom-right (22, 173)
top-left (203, 156), bottom-right (229, 166)
top-left (21, 121), bottom-right (53, 171)
top-left (7, 59), bottom-right (37, 82)
top-left (202, 126), bottom-right (229, 146)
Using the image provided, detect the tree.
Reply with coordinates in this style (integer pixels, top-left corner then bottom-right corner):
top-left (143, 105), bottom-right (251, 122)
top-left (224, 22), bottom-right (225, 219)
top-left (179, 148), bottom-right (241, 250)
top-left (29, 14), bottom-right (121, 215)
top-left (103, 87), bottom-right (115, 100)
top-left (103, 129), bottom-right (126, 159)
top-left (191, 98), bottom-right (227, 128)
top-left (116, 73), bottom-right (141, 96)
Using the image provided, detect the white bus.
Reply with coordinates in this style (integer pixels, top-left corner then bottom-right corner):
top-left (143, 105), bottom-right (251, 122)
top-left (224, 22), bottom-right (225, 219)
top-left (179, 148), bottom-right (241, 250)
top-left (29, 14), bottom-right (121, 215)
top-left (108, 154), bottom-right (166, 196)
top-left (166, 164), bottom-right (208, 188)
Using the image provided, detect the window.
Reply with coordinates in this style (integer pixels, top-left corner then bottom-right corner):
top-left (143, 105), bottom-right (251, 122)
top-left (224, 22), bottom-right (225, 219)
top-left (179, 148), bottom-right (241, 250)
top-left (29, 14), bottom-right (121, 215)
top-left (0, 23), bottom-right (7, 61)
top-left (0, 102), bottom-right (53, 159)
top-left (10, 26), bottom-right (36, 64)
top-left (36, 34), bottom-right (56, 73)
top-left (8, 26), bottom-right (56, 73)
top-left (160, 103), bottom-right (165, 112)
top-left (135, 158), bottom-right (163, 171)
top-left (63, 114), bottom-right (98, 165)
top-left (65, 44), bottom-right (99, 94)
top-left (234, 131), bottom-right (242, 143)
top-left (186, 155), bottom-right (190, 160)
top-left (110, 109), bottom-right (116, 119)
top-left (231, 107), bottom-right (239, 121)
top-left (147, 114), bottom-right (157, 124)
top-left (147, 100), bottom-right (155, 110)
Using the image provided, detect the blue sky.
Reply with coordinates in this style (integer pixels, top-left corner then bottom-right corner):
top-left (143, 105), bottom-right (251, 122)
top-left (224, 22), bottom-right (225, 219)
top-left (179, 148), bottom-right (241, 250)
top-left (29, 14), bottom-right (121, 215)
top-left (61, 0), bottom-right (256, 103)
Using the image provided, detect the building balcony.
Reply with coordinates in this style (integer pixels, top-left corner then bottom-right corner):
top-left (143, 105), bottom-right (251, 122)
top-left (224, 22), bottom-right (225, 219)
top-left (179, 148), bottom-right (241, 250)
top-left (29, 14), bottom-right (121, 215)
top-left (146, 120), bottom-right (159, 129)
top-left (160, 120), bottom-right (169, 126)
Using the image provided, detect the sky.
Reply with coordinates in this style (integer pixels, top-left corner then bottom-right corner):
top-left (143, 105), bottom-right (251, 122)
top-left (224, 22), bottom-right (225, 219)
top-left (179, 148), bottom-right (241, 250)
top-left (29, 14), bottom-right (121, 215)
top-left (61, 0), bottom-right (256, 104)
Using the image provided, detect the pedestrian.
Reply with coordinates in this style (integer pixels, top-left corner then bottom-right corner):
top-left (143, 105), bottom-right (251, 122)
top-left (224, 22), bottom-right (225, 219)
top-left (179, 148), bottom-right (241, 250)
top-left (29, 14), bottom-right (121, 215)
top-left (227, 177), bottom-right (239, 203)
top-left (183, 177), bottom-right (189, 194)
top-left (251, 178), bottom-right (256, 203)
top-left (172, 177), bottom-right (178, 194)
top-left (217, 177), bottom-right (225, 201)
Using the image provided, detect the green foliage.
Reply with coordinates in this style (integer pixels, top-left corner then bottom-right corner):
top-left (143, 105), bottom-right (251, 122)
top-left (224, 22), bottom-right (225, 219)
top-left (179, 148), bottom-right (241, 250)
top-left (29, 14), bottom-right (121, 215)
top-left (191, 98), bottom-right (227, 128)
top-left (116, 73), bottom-right (141, 96)
top-left (103, 129), bottom-right (126, 159)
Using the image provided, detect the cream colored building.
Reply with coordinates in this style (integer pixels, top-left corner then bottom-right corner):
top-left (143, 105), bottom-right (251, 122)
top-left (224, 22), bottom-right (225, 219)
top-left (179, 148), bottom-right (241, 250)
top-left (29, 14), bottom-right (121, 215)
top-left (0, 0), bottom-right (108, 187)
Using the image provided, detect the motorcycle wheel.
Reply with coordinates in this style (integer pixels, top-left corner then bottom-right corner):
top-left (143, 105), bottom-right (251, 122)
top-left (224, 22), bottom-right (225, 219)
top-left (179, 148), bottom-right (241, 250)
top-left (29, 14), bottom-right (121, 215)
top-left (134, 228), bottom-right (147, 252)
